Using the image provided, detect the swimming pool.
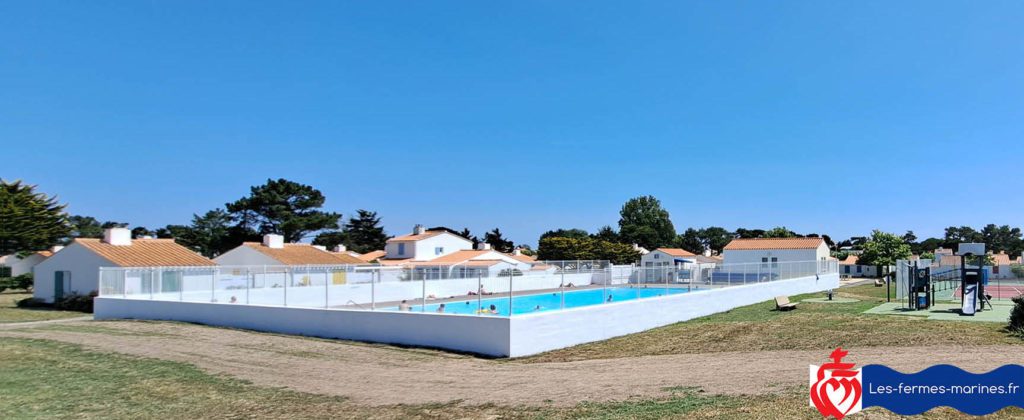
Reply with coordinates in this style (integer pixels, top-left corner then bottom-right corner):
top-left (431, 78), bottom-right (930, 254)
top-left (389, 286), bottom-right (691, 316)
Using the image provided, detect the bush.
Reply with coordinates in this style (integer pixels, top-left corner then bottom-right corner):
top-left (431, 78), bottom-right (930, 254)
top-left (53, 291), bottom-right (97, 313)
top-left (16, 297), bottom-right (50, 308)
top-left (0, 273), bottom-right (33, 293)
top-left (1009, 295), bottom-right (1024, 338)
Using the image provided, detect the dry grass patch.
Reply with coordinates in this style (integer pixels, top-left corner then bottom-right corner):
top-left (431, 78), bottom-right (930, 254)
top-left (525, 284), bottom-right (1021, 363)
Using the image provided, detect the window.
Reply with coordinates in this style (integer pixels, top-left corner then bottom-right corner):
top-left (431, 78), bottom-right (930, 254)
top-left (856, 266), bottom-right (862, 273)
top-left (771, 257), bottom-right (778, 268)
top-left (0, 265), bottom-right (10, 277)
top-left (398, 243), bottom-right (405, 255)
top-left (994, 265), bottom-right (1000, 274)
top-left (844, 266), bottom-right (850, 274)
top-left (654, 254), bottom-right (660, 259)
top-left (434, 247), bottom-right (444, 255)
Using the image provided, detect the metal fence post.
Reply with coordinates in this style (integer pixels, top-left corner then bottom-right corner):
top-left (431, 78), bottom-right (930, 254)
top-left (284, 267), bottom-right (289, 307)
top-left (477, 272), bottom-right (483, 314)
top-left (211, 269), bottom-right (216, 302)
top-left (421, 275), bottom-right (426, 313)
top-left (245, 267), bottom-right (250, 304)
top-left (508, 268), bottom-right (514, 316)
top-left (371, 268), bottom-right (376, 310)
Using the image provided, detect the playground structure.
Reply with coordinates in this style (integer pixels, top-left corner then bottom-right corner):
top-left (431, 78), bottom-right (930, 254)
top-left (897, 243), bottom-right (1023, 316)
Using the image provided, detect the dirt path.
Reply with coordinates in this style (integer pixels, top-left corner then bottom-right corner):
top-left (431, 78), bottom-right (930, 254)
top-left (3, 320), bottom-right (1023, 407)
top-left (0, 316), bottom-right (93, 329)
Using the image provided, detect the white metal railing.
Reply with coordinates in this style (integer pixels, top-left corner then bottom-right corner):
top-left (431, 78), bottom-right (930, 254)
top-left (98, 259), bottom-right (837, 316)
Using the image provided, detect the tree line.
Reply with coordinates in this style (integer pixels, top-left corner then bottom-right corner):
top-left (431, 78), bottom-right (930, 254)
top-left (0, 178), bottom-right (526, 260)
top-left (3, 179), bottom-right (1021, 266)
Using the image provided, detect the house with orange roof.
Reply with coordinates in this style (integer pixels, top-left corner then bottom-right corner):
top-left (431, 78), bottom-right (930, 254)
top-left (214, 234), bottom-right (365, 266)
top-left (0, 245), bottom-right (62, 277)
top-left (838, 254), bottom-right (880, 278)
top-left (938, 250), bottom-right (1022, 279)
top-left (356, 250), bottom-right (386, 263)
top-left (382, 225), bottom-right (473, 262)
top-left (405, 245), bottom-right (536, 278)
top-left (722, 237), bottom-right (829, 266)
top-left (32, 228), bottom-right (216, 303)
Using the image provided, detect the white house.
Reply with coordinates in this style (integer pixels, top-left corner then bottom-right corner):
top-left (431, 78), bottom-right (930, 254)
top-left (839, 255), bottom-right (879, 278)
top-left (406, 244), bottom-right (535, 279)
top-left (214, 234), bottom-right (365, 266)
top-left (381, 225), bottom-right (473, 263)
top-left (640, 248), bottom-right (697, 269)
top-left (32, 228), bottom-right (216, 303)
top-left (722, 237), bottom-right (830, 266)
top-left (0, 246), bottom-right (61, 277)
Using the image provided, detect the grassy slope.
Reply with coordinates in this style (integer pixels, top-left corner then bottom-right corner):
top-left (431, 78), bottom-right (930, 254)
top-left (0, 292), bottom-right (84, 323)
top-left (525, 284), bottom-right (1021, 363)
top-left (2, 338), bottom-right (1020, 419)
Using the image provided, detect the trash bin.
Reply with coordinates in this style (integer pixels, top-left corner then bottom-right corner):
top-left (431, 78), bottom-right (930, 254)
top-left (917, 295), bottom-right (928, 309)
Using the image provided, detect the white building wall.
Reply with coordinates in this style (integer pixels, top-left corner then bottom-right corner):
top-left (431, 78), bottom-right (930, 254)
top-left (214, 246), bottom-right (282, 266)
top-left (32, 243), bottom-right (115, 302)
top-left (722, 243), bottom-right (829, 265)
top-left (385, 233), bottom-right (472, 260)
top-left (0, 253), bottom-right (48, 276)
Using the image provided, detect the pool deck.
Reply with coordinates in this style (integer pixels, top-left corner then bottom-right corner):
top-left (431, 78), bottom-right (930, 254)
top-left (864, 300), bottom-right (1013, 323)
top-left (336, 283), bottom-right (715, 310)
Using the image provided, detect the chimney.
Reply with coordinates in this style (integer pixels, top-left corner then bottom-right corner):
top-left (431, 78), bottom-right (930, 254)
top-left (262, 234), bottom-right (284, 249)
top-left (333, 244), bottom-right (347, 253)
top-left (513, 248), bottom-right (522, 256)
top-left (103, 228), bottom-right (132, 246)
top-left (140, 235), bottom-right (154, 240)
top-left (312, 245), bottom-right (327, 251)
top-left (477, 242), bottom-right (491, 250)
top-left (413, 224), bottom-right (426, 235)
top-left (50, 245), bottom-right (64, 253)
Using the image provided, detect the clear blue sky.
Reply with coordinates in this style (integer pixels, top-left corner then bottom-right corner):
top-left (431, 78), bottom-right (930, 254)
top-left (3, 1), bottom-right (1022, 245)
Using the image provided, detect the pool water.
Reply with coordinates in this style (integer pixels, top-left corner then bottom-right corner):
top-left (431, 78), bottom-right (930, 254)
top-left (390, 286), bottom-right (691, 316)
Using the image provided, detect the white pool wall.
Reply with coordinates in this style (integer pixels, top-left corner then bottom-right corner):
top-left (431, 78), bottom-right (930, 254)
top-left (95, 272), bottom-right (838, 357)
top-left (507, 272), bottom-right (839, 356)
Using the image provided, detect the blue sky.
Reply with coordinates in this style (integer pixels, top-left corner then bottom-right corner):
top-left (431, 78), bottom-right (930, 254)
top-left (2, 1), bottom-right (1022, 245)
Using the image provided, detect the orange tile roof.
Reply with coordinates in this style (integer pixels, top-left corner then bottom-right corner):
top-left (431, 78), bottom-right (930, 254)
top-left (411, 259), bottom-right (504, 268)
top-left (75, 238), bottom-right (215, 267)
top-left (990, 252), bottom-right (1013, 266)
top-left (387, 231), bottom-right (445, 242)
top-left (939, 255), bottom-right (961, 266)
top-left (242, 243), bottom-right (364, 265)
top-left (426, 250), bottom-right (491, 264)
top-left (509, 253), bottom-right (537, 263)
top-left (36, 250), bottom-right (54, 258)
top-left (655, 248), bottom-right (697, 257)
top-left (841, 255), bottom-right (859, 265)
top-left (723, 237), bottom-right (825, 251)
top-left (358, 250), bottom-right (386, 262)
top-left (378, 258), bottom-right (412, 266)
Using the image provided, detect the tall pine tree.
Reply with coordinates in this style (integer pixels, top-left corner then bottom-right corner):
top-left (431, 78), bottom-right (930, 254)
top-left (0, 180), bottom-right (70, 255)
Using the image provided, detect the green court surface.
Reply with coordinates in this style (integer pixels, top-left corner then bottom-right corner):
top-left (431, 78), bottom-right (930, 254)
top-left (801, 297), bottom-right (860, 304)
top-left (864, 300), bottom-right (1013, 323)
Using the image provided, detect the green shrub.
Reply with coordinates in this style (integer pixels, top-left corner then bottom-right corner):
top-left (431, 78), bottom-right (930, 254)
top-left (1009, 295), bottom-right (1024, 338)
top-left (0, 273), bottom-right (33, 292)
top-left (53, 292), bottom-right (97, 313)
top-left (16, 297), bottom-right (50, 308)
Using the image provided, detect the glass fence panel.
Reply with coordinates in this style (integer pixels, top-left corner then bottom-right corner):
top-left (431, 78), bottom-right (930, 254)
top-left (97, 260), bottom-right (839, 316)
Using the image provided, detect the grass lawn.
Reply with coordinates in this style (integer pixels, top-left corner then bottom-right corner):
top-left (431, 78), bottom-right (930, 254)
top-left (0, 291), bottom-right (85, 324)
top-left (526, 284), bottom-right (1023, 363)
top-left (3, 337), bottom-right (1022, 419)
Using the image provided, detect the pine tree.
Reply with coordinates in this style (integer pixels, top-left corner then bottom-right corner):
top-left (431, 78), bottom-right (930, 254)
top-left (0, 179), bottom-right (70, 255)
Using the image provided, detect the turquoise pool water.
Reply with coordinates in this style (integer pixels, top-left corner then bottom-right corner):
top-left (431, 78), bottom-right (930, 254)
top-left (390, 286), bottom-right (691, 316)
